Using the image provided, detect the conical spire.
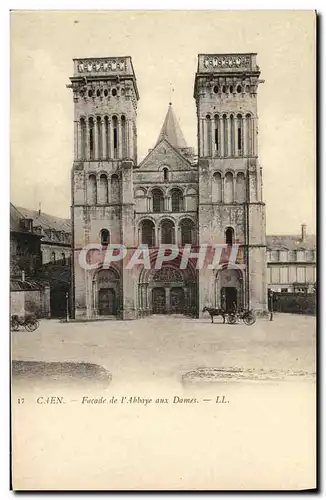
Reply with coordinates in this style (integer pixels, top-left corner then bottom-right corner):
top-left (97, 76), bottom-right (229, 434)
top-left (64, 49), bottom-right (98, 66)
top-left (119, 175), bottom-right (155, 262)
top-left (156, 103), bottom-right (188, 149)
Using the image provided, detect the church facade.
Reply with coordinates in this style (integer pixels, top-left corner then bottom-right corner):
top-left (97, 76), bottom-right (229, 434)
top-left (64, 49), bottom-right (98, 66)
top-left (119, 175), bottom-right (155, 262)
top-left (68, 53), bottom-right (267, 320)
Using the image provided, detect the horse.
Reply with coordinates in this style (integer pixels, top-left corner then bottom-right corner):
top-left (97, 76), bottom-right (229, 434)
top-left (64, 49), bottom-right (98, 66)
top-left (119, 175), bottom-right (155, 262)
top-left (202, 306), bottom-right (226, 324)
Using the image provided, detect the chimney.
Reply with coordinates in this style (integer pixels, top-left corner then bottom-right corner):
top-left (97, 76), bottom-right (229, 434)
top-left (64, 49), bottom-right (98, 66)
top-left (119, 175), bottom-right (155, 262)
top-left (301, 223), bottom-right (307, 241)
top-left (21, 270), bottom-right (25, 282)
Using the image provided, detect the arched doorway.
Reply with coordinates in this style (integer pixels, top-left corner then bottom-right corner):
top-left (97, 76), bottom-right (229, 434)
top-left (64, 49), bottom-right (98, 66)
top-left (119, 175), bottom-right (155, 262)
top-left (138, 264), bottom-right (197, 316)
top-left (215, 267), bottom-right (244, 312)
top-left (93, 268), bottom-right (120, 317)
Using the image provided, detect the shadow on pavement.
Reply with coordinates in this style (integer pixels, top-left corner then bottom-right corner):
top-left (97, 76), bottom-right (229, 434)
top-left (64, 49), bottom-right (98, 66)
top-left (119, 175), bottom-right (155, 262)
top-left (11, 360), bottom-right (112, 386)
top-left (182, 366), bottom-right (316, 385)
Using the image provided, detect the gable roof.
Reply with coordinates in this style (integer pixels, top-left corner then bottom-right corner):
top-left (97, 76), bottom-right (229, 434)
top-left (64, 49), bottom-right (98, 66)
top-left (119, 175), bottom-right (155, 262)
top-left (137, 137), bottom-right (192, 170)
top-left (155, 103), bottom-right (188, 149)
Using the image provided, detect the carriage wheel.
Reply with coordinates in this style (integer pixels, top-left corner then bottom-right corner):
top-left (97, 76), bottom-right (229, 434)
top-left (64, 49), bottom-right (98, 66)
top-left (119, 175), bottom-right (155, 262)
top-left (243, 313), bottom-right (256, 326)
top-left (25, 320), bottom-right (38, 332)
top-left (227, 314), bottom-right (237, 324)
top-left (11, 319), bottom-right (19, 331)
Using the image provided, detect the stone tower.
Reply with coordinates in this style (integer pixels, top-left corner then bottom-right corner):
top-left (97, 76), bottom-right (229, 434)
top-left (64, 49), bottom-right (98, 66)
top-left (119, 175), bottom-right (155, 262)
top-left (194, 53), bottom-right (267, 313)
top-left (68, 57), bottom-right (139, 319)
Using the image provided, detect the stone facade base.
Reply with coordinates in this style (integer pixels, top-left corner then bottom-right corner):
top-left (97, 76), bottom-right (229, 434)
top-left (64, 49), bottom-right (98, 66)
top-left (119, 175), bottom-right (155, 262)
top-left (121, 309), bottom-right (138, 320)
top-left (254, 309), bottom-right (269, 318)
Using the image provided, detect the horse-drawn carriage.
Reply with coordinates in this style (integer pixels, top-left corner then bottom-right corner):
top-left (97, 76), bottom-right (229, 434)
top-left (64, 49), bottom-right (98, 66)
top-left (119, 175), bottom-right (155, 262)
top-left (11, 314), bottom-right (39, 332)
top-left (202, 306), bottom-right (256, 326)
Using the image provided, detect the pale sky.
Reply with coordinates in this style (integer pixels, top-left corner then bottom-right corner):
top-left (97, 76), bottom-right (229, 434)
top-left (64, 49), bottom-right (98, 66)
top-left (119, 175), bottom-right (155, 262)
top-left (10, 10), bottom-right (315, 234)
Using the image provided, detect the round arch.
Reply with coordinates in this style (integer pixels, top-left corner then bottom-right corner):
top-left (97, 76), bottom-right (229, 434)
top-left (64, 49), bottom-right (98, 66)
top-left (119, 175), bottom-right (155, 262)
top-left (92, 266), bottom-right (121, 317)
top-left (214, 266), bottom-right (244, 312)
top-left (137, 258), bottom-right (198, 317)
top-left (158, 164), bottom-right (171, 171)
top-left (148, 185), bottom-right (167, 196)
top-left (177, 214), bottom-right (196, 225)
top-left (166, 185), bottom-right (186, 196)
top-left (134, 186), bottom-right (147, 197)
top-left (137, 214), bottom-right (157, 225)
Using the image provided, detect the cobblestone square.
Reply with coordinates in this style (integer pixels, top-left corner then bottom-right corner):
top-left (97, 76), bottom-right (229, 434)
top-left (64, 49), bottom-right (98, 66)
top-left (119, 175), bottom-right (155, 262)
top-left (11, 313), bottom-right (316, 384)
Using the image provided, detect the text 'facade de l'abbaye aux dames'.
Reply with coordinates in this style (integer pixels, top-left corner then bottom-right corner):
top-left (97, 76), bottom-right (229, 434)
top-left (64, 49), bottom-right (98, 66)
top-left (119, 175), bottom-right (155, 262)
top-left (68, 54), bottom-right (267, 320)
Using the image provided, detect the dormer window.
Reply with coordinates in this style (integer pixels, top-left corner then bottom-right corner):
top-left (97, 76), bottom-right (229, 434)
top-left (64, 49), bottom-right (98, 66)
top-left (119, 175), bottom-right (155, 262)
top-left (19, 218), bottom-right (33, 232)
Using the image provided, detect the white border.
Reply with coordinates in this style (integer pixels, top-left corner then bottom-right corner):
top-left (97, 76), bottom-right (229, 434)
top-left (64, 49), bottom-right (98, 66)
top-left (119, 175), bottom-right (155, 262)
top-left (2, 3), bottom-right (323, 498)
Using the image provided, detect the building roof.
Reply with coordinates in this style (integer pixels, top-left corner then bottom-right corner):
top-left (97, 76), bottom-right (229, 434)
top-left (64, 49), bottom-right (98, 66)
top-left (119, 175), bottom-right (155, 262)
top-left (10, 204), bottom-right (26, 233)
top-left (266, 234), bottom-right (316, 251)
top-left (10, 204), bottom-right (71, 245)
top-left (13, 205), bottom-right (71, 233)
top-left (10, 278), bottom-right (47, 291)
top-left (155, 103), bottom-right (188, 149)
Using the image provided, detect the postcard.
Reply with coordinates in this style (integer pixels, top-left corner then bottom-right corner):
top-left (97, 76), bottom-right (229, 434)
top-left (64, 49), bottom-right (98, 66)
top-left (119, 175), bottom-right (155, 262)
top-left (10, 10), bottom-right (316, 491)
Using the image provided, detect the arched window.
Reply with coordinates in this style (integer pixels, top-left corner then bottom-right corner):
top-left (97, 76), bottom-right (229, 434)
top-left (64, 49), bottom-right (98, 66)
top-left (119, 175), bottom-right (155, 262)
top-left (112, 116), bottom-right (118, 159)
top-left (230, 114), bottom-right (234, 156)
top-left (213, 172), bottom-right (222, 203)
top-left (141, 220), bottom-right (155, 247)
top-left (80, 118), bottom-right (86, 159)
top-left (223, 114), bottom-right (228, 156)
top-left (236, 172), bottom-right (246, 202)
top-left (87, 174), bottom-right (97, 205)
top-left (180, 219), bottom-right (196, 246)
top-left (171, 188), bottom-right (183, 212)
top-left (121, 115), bottom-right (127, 158)
top-left (104, 116), bottom-right (109, 159)
top-left (237, 114), bottom-right (242, 155)
top-left (246, 114), bottom-right (252, 155)
top-left (100, 229), bottom-right (110, 246)
top-left (88, 117), bottom-right (94, 160)
top-left (161, 220), bottom-right (175, 244)
top-left (111, 174), bottom-right (119, 203)
top-left (214, 115), bottom-right (219, 155)
top-left (51, 252), bottom-right (56, 264)
top-left (99, 174), bottom-right (108, 204)
top-left (224, 172), bottom-right (234, 203)
top-left (96, 116), bottom-right (102, 159)
top-left (152, 189), bottom-right (164, 213)
top-left (61, 253), bottom-right (66, 266)
top-left (206, 115), bottom-right (212, 156)
top-left (225, 227), bottom-right (234, 246)
top-left (163, 167), bottom-right (169, 182)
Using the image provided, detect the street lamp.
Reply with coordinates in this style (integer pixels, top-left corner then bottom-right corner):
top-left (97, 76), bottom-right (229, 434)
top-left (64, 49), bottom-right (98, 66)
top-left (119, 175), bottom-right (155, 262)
top-left (65, 292), bottom-right (69, 323)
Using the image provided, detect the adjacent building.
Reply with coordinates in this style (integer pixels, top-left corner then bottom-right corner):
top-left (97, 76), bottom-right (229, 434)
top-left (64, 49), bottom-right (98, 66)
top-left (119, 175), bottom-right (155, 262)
top-left (10, 203), bottom-right (72, 318)
top-left (267, 224), bottom-right (316, 293)
top-left (10, 204), bottom-right (42, 278)
top-left (13, 205), bottom-right (72, 266)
